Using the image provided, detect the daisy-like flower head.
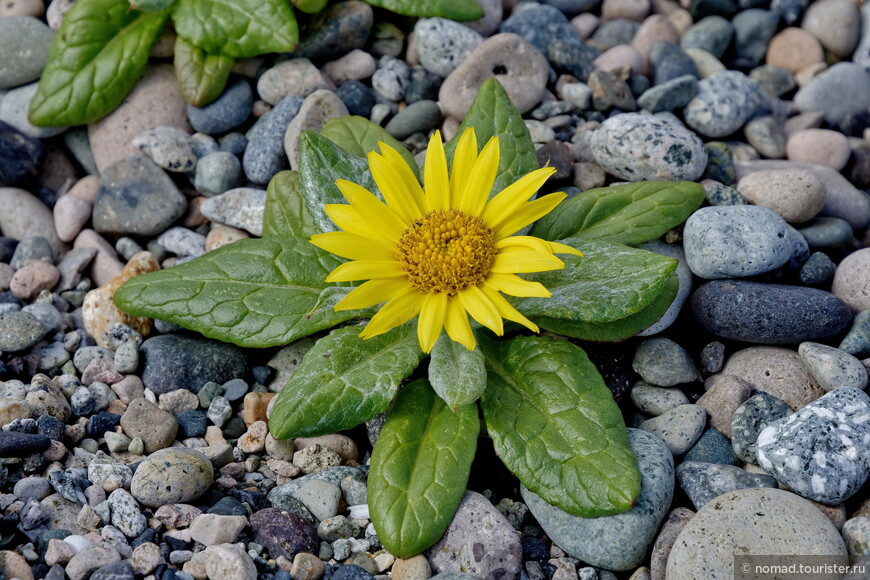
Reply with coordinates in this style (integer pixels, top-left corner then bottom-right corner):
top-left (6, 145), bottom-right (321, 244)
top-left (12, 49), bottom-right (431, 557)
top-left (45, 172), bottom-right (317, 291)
top-left (310, 127), bottom-right (582, 353)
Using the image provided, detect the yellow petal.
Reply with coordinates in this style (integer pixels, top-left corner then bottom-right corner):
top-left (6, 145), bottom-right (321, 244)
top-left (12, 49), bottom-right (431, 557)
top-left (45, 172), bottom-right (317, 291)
top-left (492, 192), bottom-right (567, 240)
top-left (449, 128), bottom-right (478, 207)
top-left (424, 130), bottom-right (450, 211)
top-left (495, 235), bottom-right (553, 253)
top-left (417, 293), bottom-right (448, 353)
top-left (359, 287), bottom-right (425, 339)
top-left (481, 167), bottom-right (555, 229)
top-left (458, 136), bottom-right (499, 217)
top-left (444, 298), bottom-right (476, 350)
top-left (324, 204), bottom-right (390, 242)
top-left (458, 285), bottom-right (503, 336)
top-left (336, 180), bottom-right (408, 242)
top-left (325, 260), bottom-right (407, 282)
top-left (334, 277), bottom-right (410, 311)
top-left (380, 144), bottom-right (426, 215)
top-left (369, 150), bottom-right (424, 224)
top-left (484, 272), bottom-right (551, 297)
top-left (548, 241), bottom-right (584, 256)
top-left (310, 231), bottom-right (396, 261)
top-left (490, 250), bottom-right (565, 274)
top-left (481, 286), bottom-right (539, 333)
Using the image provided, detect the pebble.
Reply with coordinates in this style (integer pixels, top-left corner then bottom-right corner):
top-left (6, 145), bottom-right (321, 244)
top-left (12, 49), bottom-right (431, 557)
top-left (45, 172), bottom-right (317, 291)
top-left (682, 205), bottom-right (792, 279)
top-left (639, 405), bottom-right (706, 455)
top-left (284, 89), bottom-right (349, 170)
top-left (107, 488), bottom-right (146, 538)
top-left (683, 71), bottom-right (764, 138)
top-left (130, 126), bottom-right (197, 173)
top-left (0, 311), bottom-right (48, 351)
top-left (724, 347), bottom-right (826, 411)
top-left (426, 490), bottom-right (521, 577)
top-left (293, 444), bottom-right (341, 474)
top-left (631, 383), bottom-right (690, 416)
top-left (199, 187), bottom-right (266, 237)
top-left (677, 462), bottom-right (777, 510)
top-left (93, 156), bottom-right (187, 237)
top-left (250, 508), bottom-right (319, 560)
top-left (666, 488), bottom-right (846, 576)
top-left (203, 543), bottom-right (257, 580)
top-left (0, 431), bottom-right (49, 456)
top-left (156, 227), bottom-right (205, 259)
top-left (696, 375), bottom-right (751, 438)
top-left (798, 342), bottom-right (868, 392)
top-left (0, 120), bottom-right (46, 184)
top-left (414, 18), bottom-right (483, 77)
top-left (242, 96), bottom-right (303, 184)
top-left (0, 16), bottom-right (53, 90)
top-left (119, 398), bottom-right (178, 454)
top-left (632, 338), bottom-right (698, 386)
top-left (294, 1), bottom-right (373, 62)
top-left (636, 75), bottom-right (698, 113)
top-left (10, 261), bottom-right (59, 301)
top-left (736, 168), bottom-right (825, 223)
top-left (322, 50), bottom-right (377, 85)
top-left (297, 479), bottom-right (342, 521)
top-left (683, 428), bottom-right (738, 465)
top-left (833, 248), bottom-right (870, 312)
top-left (786, 128), bottom-right (850, 171)
top-left (649, 41), bottom-right (699, 86)
top-left (793, 62), bottom-right (870, 126)
top-left (65, 543), bottom-right (122, 580)
top-left (130, 447), bottom-right (213, 508)
top-left (548, 39), bottom-right (601, 82)
top-left (140, 333), bottom-right (247, 395)
top-left (521, 429), bottom-right (673, 571)
top-left (88, 65), bottom-right (191, 172)
top-left (842, 517), bottom-right (870, 557)
top-left (742, 115), bottom-right (786, 159)
top-left (0, 188), bottom-right (62, 256)
top-left (189, 513), bottom-right (247, 545)
top-left (681, 15), bottom-right (733, 59)
top-left (501, 2), bottom-right (582, 54)
top-left (439, 33), bottom-right (549, 119)
top-left (371, 56), bottom-right (410, 101)
top-left (1, 82), bottom-right (66, 138)
top-left (187, 78), bottom-right (253, 133)
top-left (193, 151), bottom-right (243, 196)
top-left (384, 100), bottom-right (442, 141)
top-left (802, 0), bottom-right (860, 58)
top-left (766, 27), bottom-right (824, 74)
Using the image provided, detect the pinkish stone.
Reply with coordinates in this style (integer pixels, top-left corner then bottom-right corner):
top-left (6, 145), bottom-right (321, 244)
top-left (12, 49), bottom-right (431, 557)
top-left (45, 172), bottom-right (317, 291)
top-left (631, 15), bottom-right (680, 73)
top-left (786, 128), bottom-right (851, 171)
top-left (54, 194), bottom-right (93, 243)
top-left (0, 188), bottom-right (64, 257)
top-left (766, 27), bottom-right (824, 74)
top-left (10, 262), bottom-right (60, 300)
top-left (601, 0), bottom-right (650, 21)
top-left (73, 230), bottom-right (123, 287)
top-left (594, 44), bottom-right (644, 75)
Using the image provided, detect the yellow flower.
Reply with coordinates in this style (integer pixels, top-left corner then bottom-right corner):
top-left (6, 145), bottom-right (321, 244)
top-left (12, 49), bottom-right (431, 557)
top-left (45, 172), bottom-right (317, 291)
top-left (310, 127), bottom-right (581, 353)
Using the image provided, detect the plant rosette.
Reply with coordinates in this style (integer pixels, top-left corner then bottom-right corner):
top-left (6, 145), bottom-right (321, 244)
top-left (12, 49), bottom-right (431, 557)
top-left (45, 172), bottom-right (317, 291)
top-left (114, 78), bottom-right (704, 557)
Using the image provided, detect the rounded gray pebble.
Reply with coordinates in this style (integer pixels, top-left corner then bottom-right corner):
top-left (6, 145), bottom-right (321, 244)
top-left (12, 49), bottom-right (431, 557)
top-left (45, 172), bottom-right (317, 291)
top-left (0, 311), bottom-right (48, 352)
top-left (730, 392), bottom-right (793, 464)
top-left (187, 79), bottom-right (253, 135)
top-left (639, 404), bottom-right (706, 455)
top-left (798, 342), bottom-right (868, 392)
top-left (193, 151), bottom-right (244, 196)
top-left (414, 18), bottom-right (483, 77)
top-left (0, 16), bottom-right (54, 90)
top-left (242, 96), bottom-right (303, 185)
top-left (683, 71), bottom-right (765, 138)
top-left (383, 100), bottom-right (442, 140)
top-left (633, 338), bottom-right (699, 386)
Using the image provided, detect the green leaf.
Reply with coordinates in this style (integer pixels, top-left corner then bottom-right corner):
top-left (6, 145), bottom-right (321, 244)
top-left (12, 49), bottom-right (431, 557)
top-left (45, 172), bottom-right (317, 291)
top-left (533, 274), bottom-right (680, 342)
top-left (362, 0), bottom-right (483, 20)
top-left (263, 170), bottom-right (318, 239)
top-left (114, 236), bottom-right (359, 348)
top-left (512, 238), bottom-right (678, 324)
top-left (173, 35), bottom-right (234, 107)
top-left (321, 116), bottom-right (420, 180)
top-left (445, 77), bottom-right (539, 200)
top-left (268, 324), bottom-right (424, 439)
top-left (28, 0), bottom-right (169, 126)
top-left (532, 181), bottom-right (705, 246)
top-left (298, 131), bottom-right (380, 234)
top-left (172, 0), bottom-right (298, 59)
top-left (428, 333), bottom-right (487, 409)
top-left (479, 335), bottom-right (640, 516)
top-left (129, 0), bottom-right (176, 11)
top-left (292, 0), bottom-right (328, 14)
top-left (369, 380), bottom-right (479, 557)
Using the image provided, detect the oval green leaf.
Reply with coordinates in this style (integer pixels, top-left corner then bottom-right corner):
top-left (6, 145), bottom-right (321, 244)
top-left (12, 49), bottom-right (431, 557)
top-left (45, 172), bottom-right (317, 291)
top-left (174, 35), bottom-right (234, 107)
top-left (428, 333), bottom-right (487, 409)
top-left (369, 379), bottom-right (479, 557)
top-left (263, 170), bottom-right (318, 239)
top-left (114, 236), bottom-right (359, 348)
top-left (531, 181), bottom-right (705, 246)
top-left (512, 238), bottom-right (677, 324)
top-left (321, 116), bottom-right (420, 179)
top-left (172, 0), bottom-right (298, 58)
top-left (362, 0), bottom-right (483, 20)
top-left (479, 335), bottom-right (640, 516)
top-left (29, 0), bottom-right (170, 126)
top-left (269, 324), bottom-right (424, 439)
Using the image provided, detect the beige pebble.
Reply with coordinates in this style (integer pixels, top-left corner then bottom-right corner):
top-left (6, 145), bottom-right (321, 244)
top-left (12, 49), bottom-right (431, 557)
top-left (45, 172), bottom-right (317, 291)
top-left (257, 58), bottom-right (333, 105)
top-left (391, 555), bottom-right (432, 580)
top-left (120, 398), bottom-right (178, 455)
top-left (131, 447), bottom-right (213, 507)
top-left (54, 194), bottom-right (93, 243)
top-left (696, 375), bottom-right (752, 438)
top-left (631, 15), bottom-right (680, 74)
top-left (204, 224), bottom-right (249, 252)
top-left (571, 13), bottom-right (599, 39)
top-left (649, 507), bottom-right (695, 580)
top-left (291, 552), bottom-right (325, 580)
top-left (322, 49), bottom-right (377, 84)
top-left (153, 503), bottom-right (202, 529)
top-left (265, 433), bottom-right (294, 461)
top-left (594, 44), bottom-right (644, 75)
top-left (131, 541), bottom-right (163, 575)
top-left (736, 168), bottom-right (826, 223)
top-left (0, 0), bottom-right (44, 18)
top-left (284, 89), bottom-right (349, 170)
top-left (794, 61), bottom-right (827, 88)
top-left (786, 128), bottom-right (851, 171)
top-left (832, 248), bottom-right (870, 312)
top-left (189, 513), bottom-right (248, 546)
top-left (801, 0), bottom-right (860, 58)
top-left (237, 420), bottom-right (268, 454)
top-left (720, 346), bottom-right (824, 410)
top-left (158, 389), bottom-right (199, 416)
top-left (0, 187), bottom-right (64, 257)
top-left (9, 261), bottom-right (59, 300)
top-left (766, 27), bottom-right (824, 74)
top-left (684, 47), bottom-right (726, 78)
top-left (601, 0), bottom-right (650, 21)
top-left (240, 392), bottom-right (275, 426)
top-left (294, 433), bottom-right (358, 462)
top-left (44, 538), bottom-right (74, 566)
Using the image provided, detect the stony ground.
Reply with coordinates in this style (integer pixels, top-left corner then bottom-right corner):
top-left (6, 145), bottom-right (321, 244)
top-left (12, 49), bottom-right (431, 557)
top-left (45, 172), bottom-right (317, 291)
top-left (3, 0), bottom-right (870, 579)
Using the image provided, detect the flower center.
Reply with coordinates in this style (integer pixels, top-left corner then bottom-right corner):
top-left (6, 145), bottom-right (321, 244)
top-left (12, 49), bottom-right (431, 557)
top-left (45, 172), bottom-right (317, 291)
top-left (397, 209), bottom-right (497, 295)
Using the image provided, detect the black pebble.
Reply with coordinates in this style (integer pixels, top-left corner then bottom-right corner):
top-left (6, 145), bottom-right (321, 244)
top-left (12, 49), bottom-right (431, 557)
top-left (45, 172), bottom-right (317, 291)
top-left (0, 432), bottom-right (50, 457)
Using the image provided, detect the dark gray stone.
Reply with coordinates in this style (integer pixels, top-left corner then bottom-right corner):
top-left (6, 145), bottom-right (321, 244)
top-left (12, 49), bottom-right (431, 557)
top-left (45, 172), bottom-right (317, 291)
top-left (650, 42), bottom-right (699, 85)
top-left (676, 462), bottom-right (777, 510)
top-left (684, 71), bottom-right (765, 138)
top-left (140, 334), bottom-right (248, 395)
top-left (683, 429), bottom-right (738, 465)
top-left (242, 96), bottom-right (303, 185)
top-left (591, 18), bottom-right (640, 49)
top-left (771, 0), bottom-right (807, 24)
top-left (797, 217), bottom-right (853, 251)
top-left (335, 81), bottom-right (376, 118)
top-left (703, 184), bottom-right (746, 206)
top-left (0, 432), bottom-right (50, 456)
top-left (0, 120), bottom-right (45, 183)
top-left (732, 9), bottom-right (780, 68)
top-left (548, 39), bottom-right (602, 83)
top-left (384, 100), bottom-right (442, 140)
top-left (186, 79), bottom-right (253, 135)
top-left (681, 16), bottom-right (733, 58)
top-left (637, 75), bottom-right (698, 113)
top-left (750, 65), bottom-right (796, 97)
top-left (757, 387), bottom-right (870, 504)
top-left (92, 156), bottom-right (187, 237)
top-left (840, 311), bottom-right (870, 358)
top-left (295, 1), bottom-right (373, 61)
top-left (799, 252), bottom-right (836, 286)
top-left (501, 2), bottom-right (582, 53)
top-left (730, 392), bottom-right (793, 463)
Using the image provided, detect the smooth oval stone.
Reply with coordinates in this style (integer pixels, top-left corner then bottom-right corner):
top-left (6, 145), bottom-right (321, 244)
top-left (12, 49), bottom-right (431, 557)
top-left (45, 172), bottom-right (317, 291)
top-left (724, 346), bottom-right (825, 412)
top-left (438, 33), bottom-right (549, 119)
top-left (798, 342), bottom-right (868, 392)
top-left (683, 206), bottom-right (791, 279)
top-left (676, 462), bottom-right (777, 510)
top-left (521, 429), bottom-right (673, 571)
top-left (797, 217), bottom-right (853, 251)
top-left (692, 280), bottom-right (853, 344)
top-left (794, 62), bottom-right (870, 126)
top-left (666, 488), bottom-right (846, 577)
top-left (187, 78), bottom-right (252, 134)
top-left (130, 448), bottom-right (214, 508)
top-left (0, 311), bottom-right (48, 352)
top-left (639, 405), bottom-right (706, 454)
top-left (637, 241), bottom-right (692, 337)
top-left (736, 168), bottom-right (826, 224)
top-left (590, 113), bottom-right (707, 182)
top-left (284, 89), bottom-right (349, 170)
top-left (681, 15), bottom-right (733, 59)
top-left (730, 391), bottom-right (793, 464)
top-left (384, 100), bottom-right (442, 141)
top-left (683, 71), bottom-right (765, 137)
top-left (839, 311), bottom-right (870, 358)
top-left (833, 248), bottom-right (870, 312)
top-left (732, 9), bottom-right (780, 68)
top-left (632, 338), bottom-right (699, 386)
top-left (140, 334), bottom-right (248, 395)
top-left (757, 388), bottom-right (870, 504)
top-left (631, 383), bottom-right (690, 416)
top-left (0, 16), bottom-right (54, 90)
top-left (242, 96), bottom-right (303, 185)
top-left (414, 18), bottom-right (483, 78)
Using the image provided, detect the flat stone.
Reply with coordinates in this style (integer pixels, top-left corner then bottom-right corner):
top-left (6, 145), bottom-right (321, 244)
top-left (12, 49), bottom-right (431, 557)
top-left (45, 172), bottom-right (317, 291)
top-left (683, 71), bottom-right (765, 137)
top-left (666, 488), bottom-right (846, 577)
top-left (0, 311), bottom-right (48, 351)
top-left (677, 462), bottom-right (777, 510)
top-left (284, 89), bottom-right (349, 170)
top-left (199, 187), bottom-right (266, 237)
top-left (631, 383), bottom-right (690, 416)
top-left (757, 387), bottom-right (870, 504)
top-left (140, 333), bottom-right (248, 395)
top-left (722, 346), bottom-right (825, 410)
top-left (130, 447), bottom-right (213, 508)
top-left (590, 113), bottom-right (707, 181)
top-left (632, 338), bottom-right (699, 386)
top-left (242, 96), bottom-right (303, 185)
top-left (521, 429), bottom-right (673, 571)
top-left (798, 342), bottom-right (868, 392)
top-left (639, 405), bottom-right (706, 455)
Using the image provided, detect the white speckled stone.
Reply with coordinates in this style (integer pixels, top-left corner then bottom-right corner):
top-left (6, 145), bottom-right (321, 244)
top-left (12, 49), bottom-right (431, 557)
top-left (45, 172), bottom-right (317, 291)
top-left (414, 17), bottom-right (483, 77)
top-left (199, 187), bottom-right (266, 238)
top-left (590, 113), bottom-right (707, 182)
top-left (666, 488), bottom-right (846, 578)
top-left (757, 388), bottom-right (870, 504)
top-left (631, 383), bottom-right (690, 416)
top-left (798, 342), bottom-right (868, 392)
